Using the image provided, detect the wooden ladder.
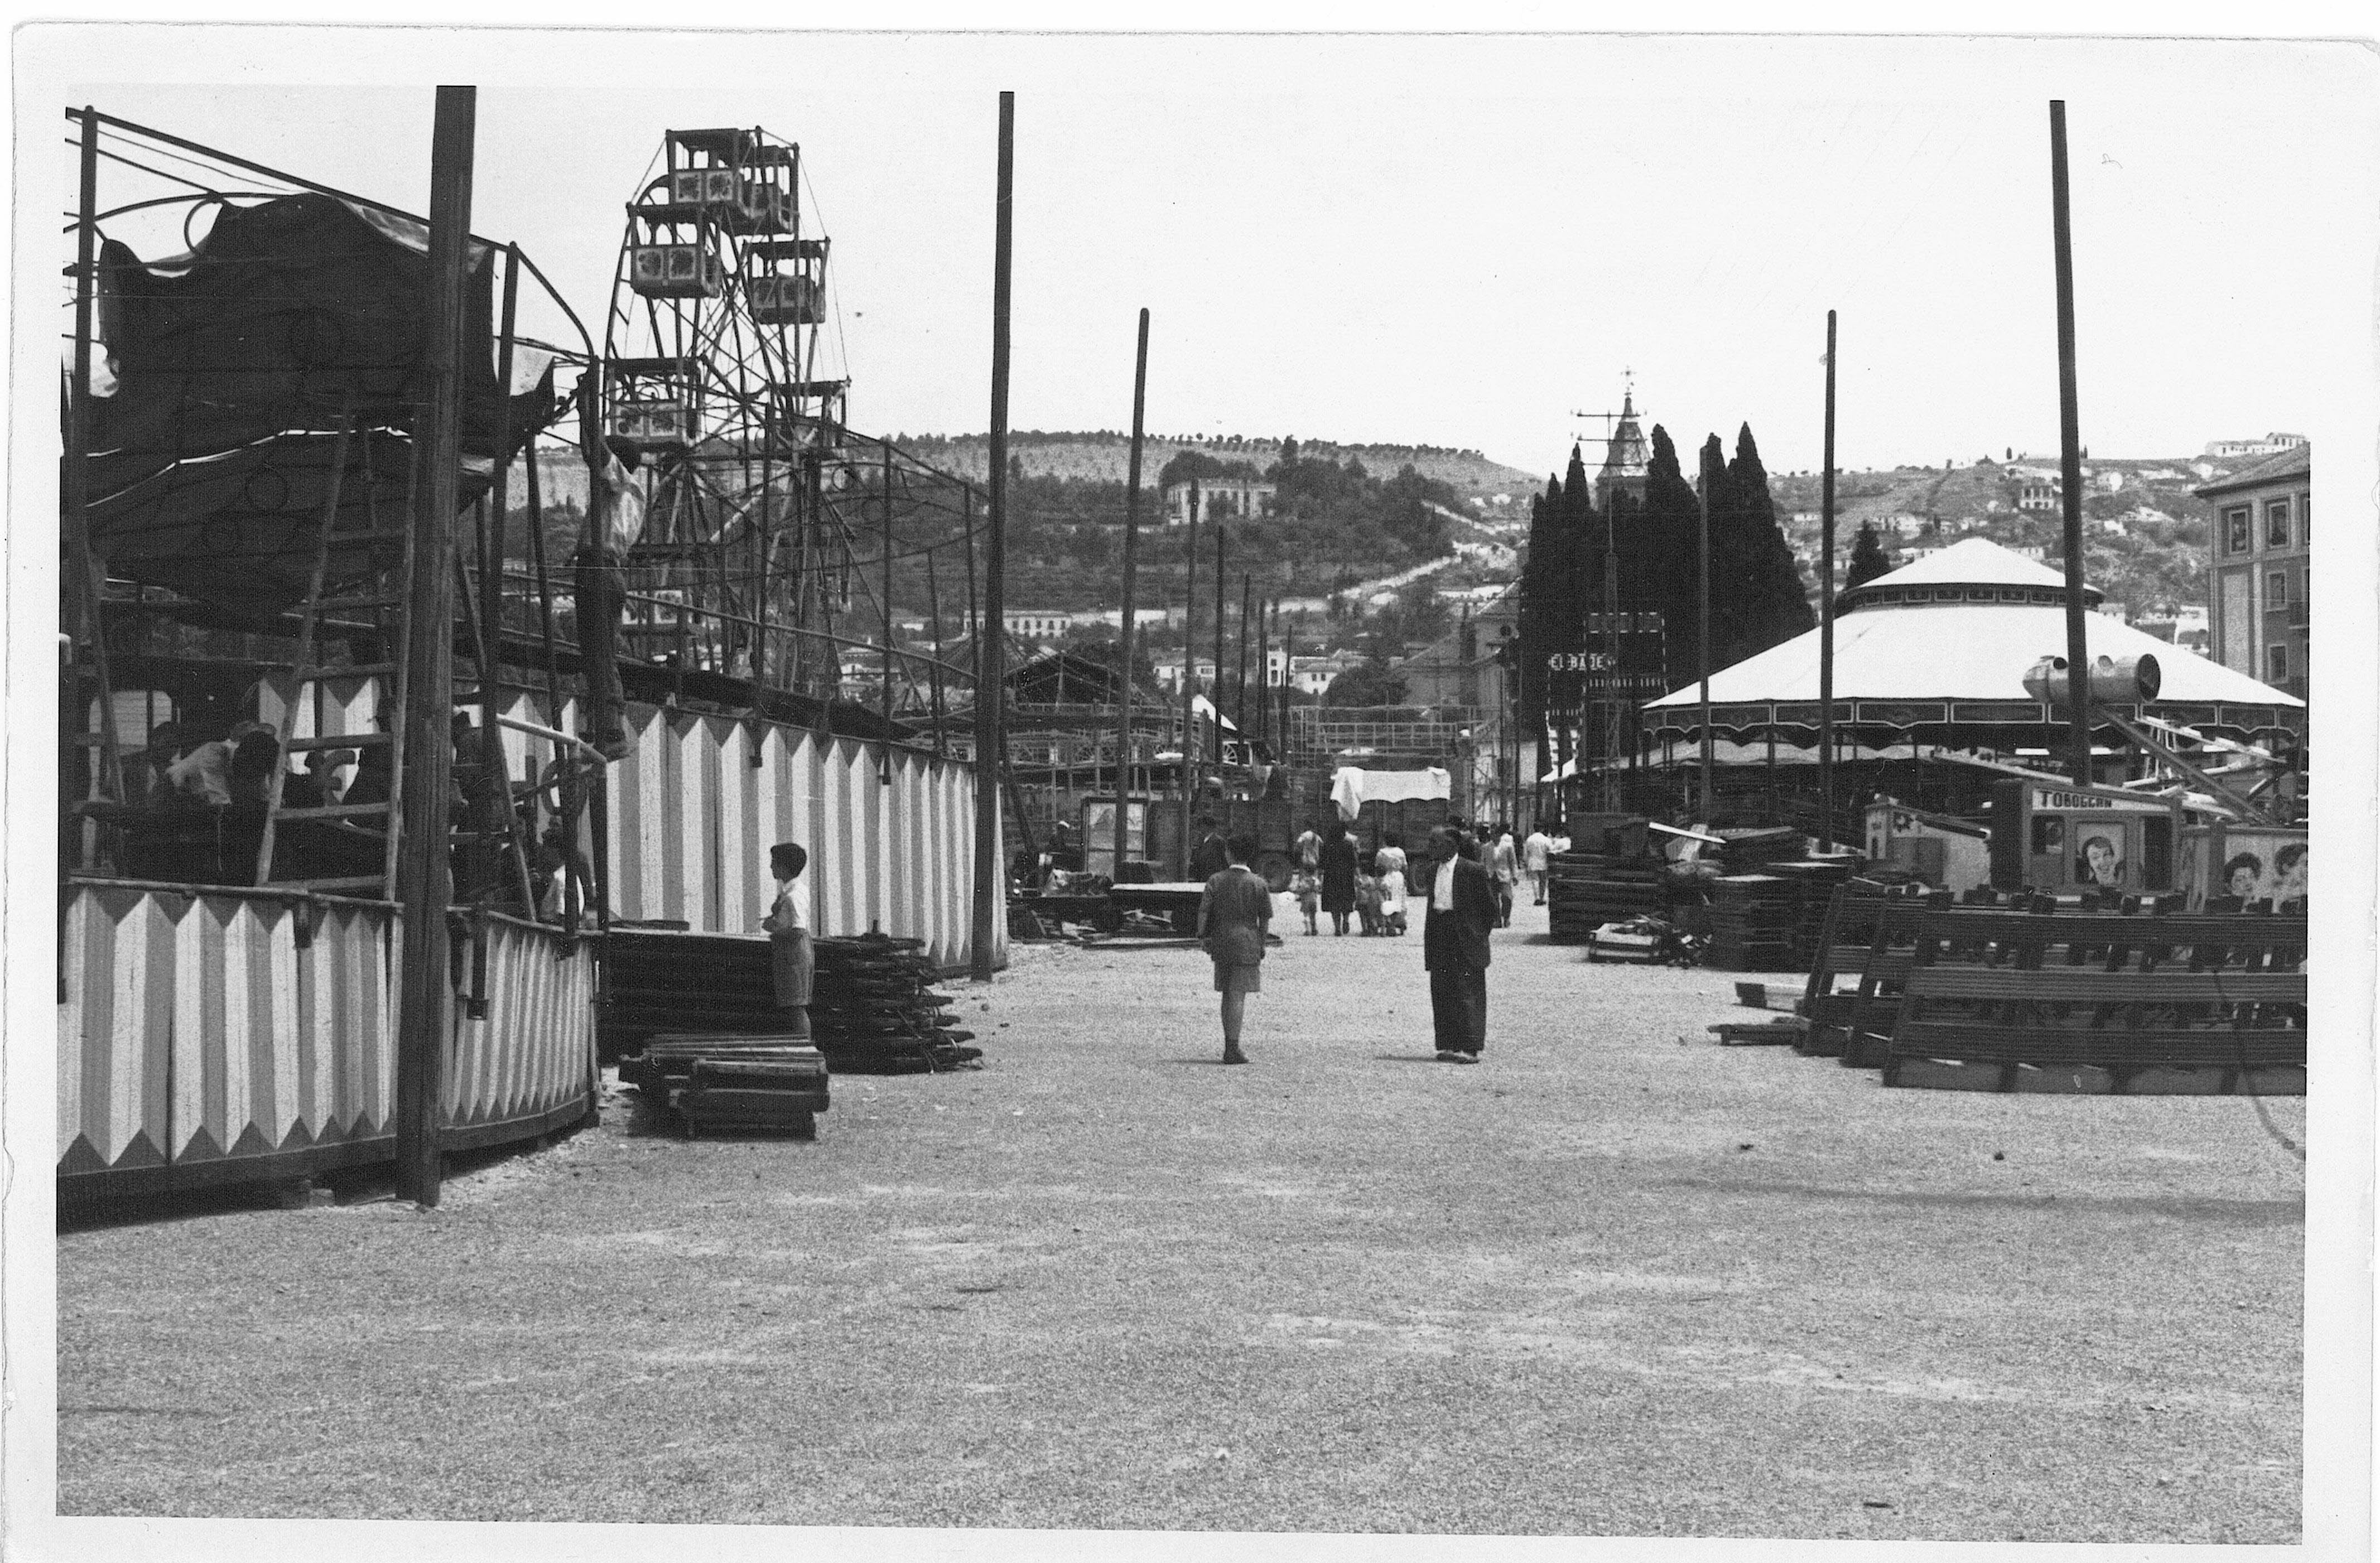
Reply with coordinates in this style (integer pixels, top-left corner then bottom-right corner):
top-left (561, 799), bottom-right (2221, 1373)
top-left (255, 416), bottom-right (416, 895)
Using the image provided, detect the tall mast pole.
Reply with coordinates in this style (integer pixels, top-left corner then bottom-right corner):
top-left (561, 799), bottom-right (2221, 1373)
top-left (1175, 484), bottom-right (1201, 876)
top-left (1818, 310), bottom-right (1838, 850)
top-left (1697, 441), bottom-right (1714, 820)
top-left (1211, 524), bottom-right (1228, 781)
top-left (394, 85), bottom-right (475, 1208)
top-left (2050, 100), bottom-right (2094, 788)
top-left (1252, 582), bottom-right (1270, 750)
top-left (970, 91), bottom-right (1014, 982)
top-left (1236, 571), bottom-right (1253, 761)
top-left (1112, 308), bottom-right (1149, 877)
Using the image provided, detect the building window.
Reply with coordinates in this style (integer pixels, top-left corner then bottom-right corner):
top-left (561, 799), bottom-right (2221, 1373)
top-left (2268, 644), bottom-right (2290, 684)
top-left (2224, 507), bottom-right (2251, 554)
top-left (2265, 498), bottom-right (2291, 547)
top-left (2301, 491), bottom-right (2309, 540)
top-left (2267, 571), bottom-right (2288, 608)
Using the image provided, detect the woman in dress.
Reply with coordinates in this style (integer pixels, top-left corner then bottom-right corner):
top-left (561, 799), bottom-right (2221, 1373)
top-left (1197, 834), bottom-right (1273, 1064)
top-left (1318, 819), bottom-right (1358, 936)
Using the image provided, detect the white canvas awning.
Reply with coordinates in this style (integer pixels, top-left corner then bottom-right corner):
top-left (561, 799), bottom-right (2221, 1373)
top-left (1329, 765), bottom-right (1451, 821)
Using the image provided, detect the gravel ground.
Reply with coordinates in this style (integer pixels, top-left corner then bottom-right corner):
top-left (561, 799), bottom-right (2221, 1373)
top-left (57, 896), bottom-right (2305, 1540)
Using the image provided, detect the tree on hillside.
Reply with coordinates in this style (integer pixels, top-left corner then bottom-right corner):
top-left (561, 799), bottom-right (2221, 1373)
top-left (1846, 522), bottom-right (1893, 587)
top-left (1324, 653), bottom-right (1408, 708)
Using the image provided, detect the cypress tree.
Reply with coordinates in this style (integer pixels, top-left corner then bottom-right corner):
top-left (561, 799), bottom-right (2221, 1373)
top-left (1846, 522), bottom-right (1893, 587)
top-left (1636, 425), bottom-right (1703, 690)
top-left (1716, 423), bottom-right (1815, 668)
top-left (1516, 472), bottom-right (1567, 733)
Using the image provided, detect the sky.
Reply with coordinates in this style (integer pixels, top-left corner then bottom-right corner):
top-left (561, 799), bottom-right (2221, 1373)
top-left (26, 26), bottom-right (2380, 481)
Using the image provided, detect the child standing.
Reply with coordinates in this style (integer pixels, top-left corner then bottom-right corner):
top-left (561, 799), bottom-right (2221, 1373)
top-left (1354, 867), bottom-right (1381, 935)
top-left (1379, 862), bottom-right (1409, 935)
top-left (1290, 867), bottom-right (1321, 934)
top-left (762, 841), bottom-right (813, 1037)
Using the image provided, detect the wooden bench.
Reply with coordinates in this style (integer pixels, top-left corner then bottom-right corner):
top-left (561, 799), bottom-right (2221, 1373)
top-left (1881, 908), bottom-right (2307, 1095)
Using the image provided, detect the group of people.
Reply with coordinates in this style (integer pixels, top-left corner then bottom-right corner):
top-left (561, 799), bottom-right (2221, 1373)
top-left (1192, 812), bottom-right (1506, 1067)
top-left (96, 710), bottom-right (587, 914)
top-left (1278, 820), bottom-right (1410, 938)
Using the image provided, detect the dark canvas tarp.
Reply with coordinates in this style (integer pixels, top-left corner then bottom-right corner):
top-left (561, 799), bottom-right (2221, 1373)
top-left (79, 192), bottom-right (552, 613)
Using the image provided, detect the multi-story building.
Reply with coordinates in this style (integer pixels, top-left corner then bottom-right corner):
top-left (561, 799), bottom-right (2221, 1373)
top-left (2198, 443), bottom-right (2310, 700)
top-left (2204, 432), bottom-right (2309, 460)
top-left (1003, 609), bottom-right (1073, 642)
top-left (1162, 478), bottom-right (1275, 527)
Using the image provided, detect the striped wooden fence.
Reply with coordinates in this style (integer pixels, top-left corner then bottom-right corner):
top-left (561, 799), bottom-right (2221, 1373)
top-left (57, 881), bottom-right (594, 1193)
top-left (604, 702), bottom-right (994, 971)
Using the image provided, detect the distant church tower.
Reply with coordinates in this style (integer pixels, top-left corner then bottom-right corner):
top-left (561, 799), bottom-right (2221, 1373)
top-left (1593, 387), bottom-right (1650, 511)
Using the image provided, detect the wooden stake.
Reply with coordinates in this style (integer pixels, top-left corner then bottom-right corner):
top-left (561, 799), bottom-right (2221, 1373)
top-left (2050, 100), bottom-right (2093, 787)
top-left (1818, 308), bottom-right (1838, 850)
top-left (1176, 483), bottom-right (1201, 877)
top-left (1697, 441), bottom-right (1713, 820)
top-left (970, 93), bottom-right (1013, 982)
top-left (1112, 308), bottom-right (1149, 877)
top-left (394, 85), bottom-right (475, 1208)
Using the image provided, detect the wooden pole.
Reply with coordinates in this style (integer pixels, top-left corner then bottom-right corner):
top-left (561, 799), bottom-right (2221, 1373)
top-left (880, 439), bottom-right (895, 782)
top-left (60, 106), bottom-right (100, 990)
top-left (1175, 483), bottom-right (1201, 877)
top-left (394, 85), bottom-right (475, 1208)
top-left (1236, 571), bottom-right (1254, 756)
top-left (2050, 100), bottom-right (2094, 788)
top-left (1697, 441), bottom-right (1714, 820)
top-left (1252, 583), bottom-right (1270, 750)
top-left (1818, 308), bottom-right (1838, 850)
top-left (970, 91), bottom-right (1014, 982)
top-left (1211, 525), bottom-right (1228, 778)
top-left (1112, 308), bottom-right (1149, 878)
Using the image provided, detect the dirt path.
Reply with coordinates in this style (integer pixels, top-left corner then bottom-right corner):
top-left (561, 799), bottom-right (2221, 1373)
top-left (57, 898), bottom-right (2304, 1540)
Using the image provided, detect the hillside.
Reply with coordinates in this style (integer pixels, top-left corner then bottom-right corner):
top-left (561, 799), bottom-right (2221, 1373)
top-left (1765, 454), bottom-right (2228, 619)
top-left (894, 431), bottom-right (1539, 501)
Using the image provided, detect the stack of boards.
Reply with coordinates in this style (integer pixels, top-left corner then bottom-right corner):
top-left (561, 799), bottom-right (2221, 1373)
top-left (811, 933), bottom-right (982, 1074)
top-left (1761, 858), bottom-right (1858, 967)
top-left (637, 1034), bottom-right (830, 1140)
top-left (605, 927), bottom-right (982, 1085)
top-left (1705, 876), bottom-right (1803, 970)
top-left (1547, 852), bottom-right (1668, 944)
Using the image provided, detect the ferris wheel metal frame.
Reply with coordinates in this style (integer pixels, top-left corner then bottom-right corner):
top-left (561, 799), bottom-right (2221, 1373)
top-left (598, 124), bottom-right (998, 723)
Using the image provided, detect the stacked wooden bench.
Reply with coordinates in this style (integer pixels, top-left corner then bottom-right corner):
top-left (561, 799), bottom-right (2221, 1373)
top-left (1547, 851), bottom-right (1668, 945)
top-left (1794, 881), bottom-right (1943, 1061)
top-left (1705, 875), bottom-right (1804, 971)
top-left (1878, 906), bottom-right (2306, 1095)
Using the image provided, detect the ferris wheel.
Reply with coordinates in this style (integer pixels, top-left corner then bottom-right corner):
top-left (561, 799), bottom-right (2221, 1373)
top-left (599, 125), bottom-right (858, 692)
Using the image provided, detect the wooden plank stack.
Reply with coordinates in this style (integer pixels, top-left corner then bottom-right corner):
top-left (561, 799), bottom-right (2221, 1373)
top-left (1546, 851), bottom-right (1668, 944)
top-left (810, 933), bottom-right (982, 1074)
top-left (603, 927), bottom-right (982, 1079)
top-left (1761, 858), bottom-right (1858, 967)
top-left (1880, 907), bottom-right (2306, 1094)
top-left (637, 1037), bottom-right (830, 1139)
top-left (1704, 875), bottom-right (1803, 971)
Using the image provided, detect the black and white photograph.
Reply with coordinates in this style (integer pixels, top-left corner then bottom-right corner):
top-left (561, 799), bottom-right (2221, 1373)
top-left (8, 14), bottom-right (2376, 1561)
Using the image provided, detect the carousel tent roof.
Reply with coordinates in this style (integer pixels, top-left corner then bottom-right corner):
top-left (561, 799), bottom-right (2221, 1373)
top-left (1645, 537), bottom-right (2301, 710)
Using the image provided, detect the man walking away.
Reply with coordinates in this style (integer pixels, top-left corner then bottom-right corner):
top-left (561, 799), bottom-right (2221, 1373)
top-left (1421, 825), bottom-right (1496, 1062)
top-left (1488, 823), bottom-right (1519, 928)
top-left (1198, 834), bottom-right (1272, 1064)
top-left (1524, 821), bottom-right (1553, 905)
top-left (1189, 814), bottom-right (1231, 881)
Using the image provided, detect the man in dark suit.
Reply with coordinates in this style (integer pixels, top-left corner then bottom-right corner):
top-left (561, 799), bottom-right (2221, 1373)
top-left (1421, 824), bottom-right (1497, 1062)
